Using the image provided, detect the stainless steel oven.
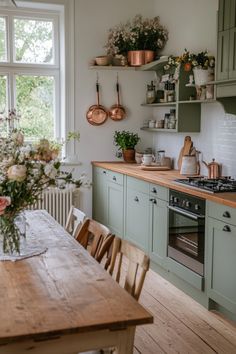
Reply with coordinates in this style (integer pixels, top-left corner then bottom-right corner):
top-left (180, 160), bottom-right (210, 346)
top-left (168, 190), bottom-right (205, 276)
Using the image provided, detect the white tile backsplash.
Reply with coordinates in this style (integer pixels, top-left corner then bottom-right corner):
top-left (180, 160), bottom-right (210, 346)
top-left (153, 102), bottom-right (236, 178)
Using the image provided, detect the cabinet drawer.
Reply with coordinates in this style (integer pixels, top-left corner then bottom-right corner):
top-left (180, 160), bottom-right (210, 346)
top-left (207, 201), bottom-right (236, 225)
top-left (149, 183), bottom-right (168, 201)
top-left (127, 176), bottom-right (149, 194)
top-left (107, 171), bottom-right (123, 185)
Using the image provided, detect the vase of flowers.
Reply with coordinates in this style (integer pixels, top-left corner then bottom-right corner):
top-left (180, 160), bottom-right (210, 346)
top-left (105, 15), bottom-right (168, 66)
top-left (164, 49), bottom-right (215, 84)
top-left (0, 130), bottom-right (85, 255)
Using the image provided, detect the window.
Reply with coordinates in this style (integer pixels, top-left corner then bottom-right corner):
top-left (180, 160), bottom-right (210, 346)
top-left (0, 6), bottom-right (61, 143)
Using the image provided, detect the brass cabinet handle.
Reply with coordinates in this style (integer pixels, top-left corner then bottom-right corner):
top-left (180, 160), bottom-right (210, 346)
top-left (223, 225), bottom-right (231, 232)
top-left (149, 198), bottom-right (157, 204)
top-left (112, 176), bottom-right (117, 181)
top-left (151, 188), bottom-right (157, 194)
top-left (134, 196), bottom-right (139, 202)
top-left (103, 170), bottom-right (106, 174)
top-left (223, 211), bottom-right (231, 218)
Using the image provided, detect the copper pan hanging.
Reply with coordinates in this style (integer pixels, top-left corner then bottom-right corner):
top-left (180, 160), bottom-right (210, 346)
top-left (109, 75), bottom-right (126, 121)
top-left (86, 80), bottom-right (108, 126)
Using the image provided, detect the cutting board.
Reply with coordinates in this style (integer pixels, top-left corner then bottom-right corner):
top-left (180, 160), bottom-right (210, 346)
top-left (178, 136), bottom-right (193, 170)
top-left (139, 164), bottom-right (171, 171)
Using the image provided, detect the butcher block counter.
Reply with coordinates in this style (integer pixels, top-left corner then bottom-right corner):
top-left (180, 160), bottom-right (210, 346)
top-left (92, 162), bottom-right (236, 208)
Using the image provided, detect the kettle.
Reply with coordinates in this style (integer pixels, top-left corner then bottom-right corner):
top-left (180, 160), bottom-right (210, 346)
top-left (202, 158), bottom-right (221, 179)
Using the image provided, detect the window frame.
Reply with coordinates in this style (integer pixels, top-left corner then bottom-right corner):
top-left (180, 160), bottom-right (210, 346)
top-left (0, 6), bottom-right (61, 142)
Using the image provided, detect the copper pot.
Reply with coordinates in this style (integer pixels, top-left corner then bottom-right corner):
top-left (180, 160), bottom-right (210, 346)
top-left (202, 158), bottom-right (221, 179)
top-left (122, 149), bottom-right (136, 163)
top-left (109, 79), bottom-right (126, 121)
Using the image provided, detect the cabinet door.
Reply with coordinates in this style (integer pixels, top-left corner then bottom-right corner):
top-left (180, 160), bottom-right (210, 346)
top-left (125, 188), bottom-right (149, 252)
top-left (218, 0), bottom-right (231, 31)
top-left (229, 27), bottom-right (236, 78)
top-left (150, 198), bottom-right (168, 268)
top-left (207, 218), bottom-right (236, 314)
top-left (230, 0), bottom-right (236, 28)
top-left (217, 30), bottom-right (230, 80)
top-left (92, 168), bottom-right (108, 225)
top-left (107, 181), bottom-right (124, 237)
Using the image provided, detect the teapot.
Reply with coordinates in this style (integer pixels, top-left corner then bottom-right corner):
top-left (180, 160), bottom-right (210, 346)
top-left (202, 158), bottom-right (221, 179)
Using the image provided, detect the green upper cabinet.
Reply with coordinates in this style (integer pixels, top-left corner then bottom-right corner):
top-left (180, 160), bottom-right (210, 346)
top-left (217, 0), bottom-right (236, 80)
top-left (218, 0), bottom-right (231, 31)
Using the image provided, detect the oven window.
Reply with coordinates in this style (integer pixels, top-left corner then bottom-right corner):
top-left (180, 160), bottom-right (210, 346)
top-left (169, 210), bottom-right (204, 262)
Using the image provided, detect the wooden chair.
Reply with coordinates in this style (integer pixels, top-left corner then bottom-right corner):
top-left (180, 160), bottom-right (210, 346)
top-left (65, 206), bottom-right (86, 238)
top-left (108, 237), bottom-right (150, 300)
top-left (75, 218), bottom-right (114, 267)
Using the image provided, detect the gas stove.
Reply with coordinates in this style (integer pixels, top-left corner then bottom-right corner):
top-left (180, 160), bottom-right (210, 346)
top-left (174, 177), bottom-right (236, 193)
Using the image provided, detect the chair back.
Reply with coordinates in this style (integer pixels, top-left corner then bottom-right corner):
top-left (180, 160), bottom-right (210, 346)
top-left (75, 218), bottom-right (114, 266)
top-left (65, 206), bottom-right (86, 237)
top-left (108, 237), bottom-right (150, 300)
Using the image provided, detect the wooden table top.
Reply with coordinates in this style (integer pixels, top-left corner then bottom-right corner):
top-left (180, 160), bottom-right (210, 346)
top-left (92, 161), bottom-right (236, 208)
top-left (0, 211), bottom-right (153, 345)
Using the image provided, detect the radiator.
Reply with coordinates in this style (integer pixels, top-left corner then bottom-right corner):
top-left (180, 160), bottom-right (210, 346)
top-left (29, 185), bottom-right (79, 227)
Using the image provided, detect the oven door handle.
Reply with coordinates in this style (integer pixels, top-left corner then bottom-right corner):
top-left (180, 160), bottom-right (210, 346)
top-left (167, 205), bottom-right (205, 220)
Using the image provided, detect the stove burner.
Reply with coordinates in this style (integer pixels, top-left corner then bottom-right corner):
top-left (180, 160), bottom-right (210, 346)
top-left (174, 177), bottom-right (236, 193)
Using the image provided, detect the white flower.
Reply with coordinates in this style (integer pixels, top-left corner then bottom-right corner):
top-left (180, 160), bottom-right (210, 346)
top-left (7, 165), bottom-right (27, 182)
top-left (44, 163), bottom-right (57, 180)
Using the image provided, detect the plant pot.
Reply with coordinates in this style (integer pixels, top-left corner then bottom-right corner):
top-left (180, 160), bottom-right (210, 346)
top-left (144, 50), bottom-right (155, 64)
top-left (193, 68), bottom-right (210, 86)
top-left (128, 51), bottom-right (145, 66)
top-left (122, 149), bottom-right (136, 163)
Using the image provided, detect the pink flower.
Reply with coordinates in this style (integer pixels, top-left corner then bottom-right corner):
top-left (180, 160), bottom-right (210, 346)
top-left (0, 197), bottom-right (11, 216)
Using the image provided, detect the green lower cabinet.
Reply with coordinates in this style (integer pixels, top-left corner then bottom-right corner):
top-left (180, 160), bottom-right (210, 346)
top-left (107, 180), bottom-right (124, 237)
top-left (125, 188), bottom-right (150, 252)
top-left (92, 167), bottom-right (108, 225)
top-left (207, 217), bottom-right (236, 314)
top-left (149, 198), bottom-right (168, 268)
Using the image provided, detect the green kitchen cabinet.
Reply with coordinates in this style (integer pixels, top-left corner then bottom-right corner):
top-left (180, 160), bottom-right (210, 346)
top-left (149, 197), bottom-right (168, 268)
top-left (125, 177), bottom-right (150, 252)
top-left (217, 0), bottom-right (236, 81)
top-left (92, 167), bottom-right (108, 225)
top-left (107, 172), bottom-right (124, 237)
top-left (207, 217), bottom-right (236, 314)
top-left (207, 201), bottom-right (236, 314)
top-left (93, 167), bottom-right (124, 236)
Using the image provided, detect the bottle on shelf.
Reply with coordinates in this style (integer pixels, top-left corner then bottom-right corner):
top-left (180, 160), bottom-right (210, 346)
top-left (146, 81), bottom-right (156, 104)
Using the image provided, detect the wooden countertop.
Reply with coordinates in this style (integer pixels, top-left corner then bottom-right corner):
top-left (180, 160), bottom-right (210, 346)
top-left (92, 162), bottom-right (236, 208)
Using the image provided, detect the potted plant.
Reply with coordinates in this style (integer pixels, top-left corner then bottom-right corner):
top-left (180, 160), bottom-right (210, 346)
top-left (114, 130), bottom-right (140, 162)
top-left (105, 15), bottom-right (168, 66)
top-left (164, 49), bottom-right (215, 85)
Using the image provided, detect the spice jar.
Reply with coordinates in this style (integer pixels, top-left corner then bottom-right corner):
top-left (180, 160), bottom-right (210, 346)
top-left (146, 81), bottom-right (156, 104)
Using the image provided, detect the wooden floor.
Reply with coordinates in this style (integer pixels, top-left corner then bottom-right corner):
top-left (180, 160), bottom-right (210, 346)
top-left (134, 269), bottom-right (236, 354)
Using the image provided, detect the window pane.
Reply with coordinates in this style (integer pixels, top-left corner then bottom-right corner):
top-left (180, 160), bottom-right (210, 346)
top-left (0, 75), bottom-right (8, 136)
top-left (0, 17), bottom-right (7, 62)
top-left (16, 75), bottom-right (55, 142)
top-left (14, 18), bottom-right (54, 64)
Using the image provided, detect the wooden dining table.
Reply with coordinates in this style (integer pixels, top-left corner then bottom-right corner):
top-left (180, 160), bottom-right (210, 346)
top-left (0, 210), bottom-right (153, 354)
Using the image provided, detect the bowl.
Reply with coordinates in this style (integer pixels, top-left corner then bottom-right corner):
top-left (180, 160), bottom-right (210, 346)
top-left (95, 56), bottom-right (109, 66)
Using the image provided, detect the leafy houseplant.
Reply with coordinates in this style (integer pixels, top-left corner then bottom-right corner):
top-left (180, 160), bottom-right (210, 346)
top-left (114, 130), bottom-right (140, 162)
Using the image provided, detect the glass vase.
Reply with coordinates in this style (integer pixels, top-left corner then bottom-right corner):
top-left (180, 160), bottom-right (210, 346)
top-left (0, 213), bottom-right (24, 254)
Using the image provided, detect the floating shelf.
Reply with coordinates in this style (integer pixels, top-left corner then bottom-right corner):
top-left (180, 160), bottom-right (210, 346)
top-left (141, 102), bottom-right (176, 107)
top-left (89, 65), bottom-right (136, 70)
top-left (141, 127), bottom-right (177, 133)
top-left (178, 99), bottom-right (216, 104)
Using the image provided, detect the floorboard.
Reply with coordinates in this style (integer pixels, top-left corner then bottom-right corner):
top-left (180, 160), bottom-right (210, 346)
top-left (134, 268), bottom-right (236, 354)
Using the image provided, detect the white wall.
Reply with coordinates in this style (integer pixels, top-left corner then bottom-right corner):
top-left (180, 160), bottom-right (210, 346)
top-left (24, 0), bottom-right (235, 216)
